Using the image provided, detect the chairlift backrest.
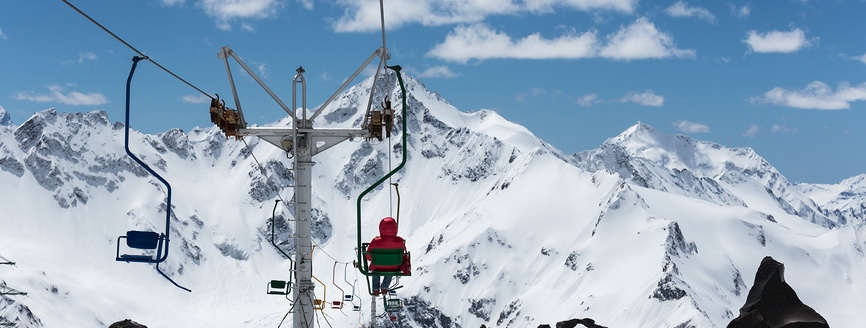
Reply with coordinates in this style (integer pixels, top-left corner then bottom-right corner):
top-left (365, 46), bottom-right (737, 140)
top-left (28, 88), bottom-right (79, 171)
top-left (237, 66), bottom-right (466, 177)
top-left (384, 298), bottom-right (403, 311)
top-left (267, 280), bottom-right (290, 295)
top-left (368, 248), bottom-right (404, 267)
top-left (126, 231), bottom-right (160, 249)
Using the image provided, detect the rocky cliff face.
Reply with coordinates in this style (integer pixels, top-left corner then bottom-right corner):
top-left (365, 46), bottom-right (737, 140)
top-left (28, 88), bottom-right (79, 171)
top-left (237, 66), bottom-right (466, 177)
top-left (727, 256), bottom-right (829, 328)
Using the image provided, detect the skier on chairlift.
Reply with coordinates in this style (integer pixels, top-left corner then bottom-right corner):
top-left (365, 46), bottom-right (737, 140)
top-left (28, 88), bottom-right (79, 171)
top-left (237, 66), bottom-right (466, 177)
top-left (365, 217), bottom-right (406, 295)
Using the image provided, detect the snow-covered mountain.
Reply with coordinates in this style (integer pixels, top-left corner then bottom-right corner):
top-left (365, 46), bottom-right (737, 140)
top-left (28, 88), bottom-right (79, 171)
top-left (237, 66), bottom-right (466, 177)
top-left (1, 73), bottom-right (864, 328)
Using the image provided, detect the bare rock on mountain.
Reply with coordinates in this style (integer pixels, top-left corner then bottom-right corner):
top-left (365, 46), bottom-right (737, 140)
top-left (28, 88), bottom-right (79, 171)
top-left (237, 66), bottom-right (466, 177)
top-left (727, 256), bottom-right (828, 328)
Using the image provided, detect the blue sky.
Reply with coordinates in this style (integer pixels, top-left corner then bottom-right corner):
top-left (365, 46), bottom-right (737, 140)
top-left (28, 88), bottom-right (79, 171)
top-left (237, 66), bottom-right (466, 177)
top-left (1, 0), bottom-right (865, 184)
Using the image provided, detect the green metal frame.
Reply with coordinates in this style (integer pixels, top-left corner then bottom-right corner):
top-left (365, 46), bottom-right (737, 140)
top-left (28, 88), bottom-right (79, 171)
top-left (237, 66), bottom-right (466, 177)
top-left (356, 65), bottom-right (409, 277)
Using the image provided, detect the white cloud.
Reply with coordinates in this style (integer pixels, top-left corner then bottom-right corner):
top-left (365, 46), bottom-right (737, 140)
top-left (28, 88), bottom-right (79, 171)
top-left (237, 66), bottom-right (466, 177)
top-left (299, 0), bottom-right (313, 10)
top-left (427, 23), bottom-right (598, 63)
top-left (198, 0), bottom-right (281, 31)
top-left (577, 93), bottom-right (599, 106)
top-left (182, 94), bottom-right (211, 104)
top-left (771, 124), bottom-right (796, 133)
top-left (838, 53), bottom-right (866, 64)
top-left (333, 0), bottom-right (636, 32)
top-left (731, 4), bottom-right (750, 18)
top-left (743, 28), bottom-right (813, 53)
top-left (256, 63), bottom-right (269, 79)
top-left (672, 120), bottom-right (709, 133)
top-left (515, 87), bottom-right (550, 102)
top-left (599, 17), bottom-right (695, 60)
top-left (621, 90), bottom-right (664, 106)
top-left (0, 27), bottom-right (7, 40)
top-left (754, 81), bottom-right (866, 110)
top-left (742, 124), bottom-right (759, 137)
top-left (576, 90), bottom-right (663, 107)
top-left (428, 18), bottom-right (693, 63)
top-left (78, 52), bottom-right (97, 63)
top-left (524, 0), bottom-right (637, 13)
top-left (240, 22), bottom-right (255, 32)
top-left (13, 85), bottom-right (109, 106)
top-left (161, 0), bottom-right (184, 6)
top-left (665, 1), bottom-right (715, 23)
top-left (417, 65), bottom-right (460, 78)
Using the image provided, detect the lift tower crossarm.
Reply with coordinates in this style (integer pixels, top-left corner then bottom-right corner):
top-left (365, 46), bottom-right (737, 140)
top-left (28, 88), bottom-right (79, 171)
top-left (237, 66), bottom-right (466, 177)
top-left (218, 46), bottom-right (297, 122)
top-left (238, 127), bottom-right (367, 156)
top-left (309, 47), bottom-right (387, 123)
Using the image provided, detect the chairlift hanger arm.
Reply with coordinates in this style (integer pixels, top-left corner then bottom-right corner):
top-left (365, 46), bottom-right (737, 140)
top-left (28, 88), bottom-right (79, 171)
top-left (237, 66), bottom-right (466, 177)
top-left (124, 56), bottom-right (171, 265)
top-left (218, 46), bottom-right (298, 122)
top-left (356, 65), bottom-right (408, 277)
top-left (121, 56), bottom-right (192, 292)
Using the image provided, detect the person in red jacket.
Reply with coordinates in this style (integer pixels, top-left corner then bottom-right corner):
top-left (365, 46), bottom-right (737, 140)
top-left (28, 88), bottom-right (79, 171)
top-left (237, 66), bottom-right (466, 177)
top-left (366, 217), bottom-right (406, 295)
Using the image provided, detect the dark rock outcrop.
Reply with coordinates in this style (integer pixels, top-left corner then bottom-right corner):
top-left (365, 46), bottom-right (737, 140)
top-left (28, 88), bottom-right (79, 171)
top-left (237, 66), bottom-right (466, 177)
top-left (556, 318), bottom-right (607, 328)
top-left (727, 256), bottom-right (828, 328)
top-left (108, 319), bottom-right (148, 328)
top-left (536, 318), bottom-right (607, 328)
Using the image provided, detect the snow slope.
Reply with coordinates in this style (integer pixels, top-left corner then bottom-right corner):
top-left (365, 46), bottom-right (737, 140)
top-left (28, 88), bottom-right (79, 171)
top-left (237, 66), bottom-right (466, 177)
top-left (1, 74), bottom-right (864, 328)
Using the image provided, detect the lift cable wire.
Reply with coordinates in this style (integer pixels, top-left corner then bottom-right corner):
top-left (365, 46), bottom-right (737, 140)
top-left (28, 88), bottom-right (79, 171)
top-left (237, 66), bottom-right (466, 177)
top-left (62, 0), bottom-right (215, 101)
top-left (275, 290), bottom-right (304, 328)
top-left (241, 137), bottom-right (355, 266)
top-left (241, 137), bottom-right (290, 207)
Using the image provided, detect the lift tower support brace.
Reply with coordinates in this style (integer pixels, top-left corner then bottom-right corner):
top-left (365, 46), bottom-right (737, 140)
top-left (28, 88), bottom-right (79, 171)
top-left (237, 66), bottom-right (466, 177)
top-left (215, 46), bottom-right (382, 328)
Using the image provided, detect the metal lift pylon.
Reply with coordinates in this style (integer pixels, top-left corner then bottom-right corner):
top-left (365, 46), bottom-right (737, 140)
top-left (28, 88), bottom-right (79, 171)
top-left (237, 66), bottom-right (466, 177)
top-left (211, 44), bottom-right (393, 327)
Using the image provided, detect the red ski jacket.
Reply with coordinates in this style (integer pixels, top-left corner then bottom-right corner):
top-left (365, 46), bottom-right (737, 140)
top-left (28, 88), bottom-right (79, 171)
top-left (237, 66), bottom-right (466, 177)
top-left (366, 217), bottom-right (406, 271)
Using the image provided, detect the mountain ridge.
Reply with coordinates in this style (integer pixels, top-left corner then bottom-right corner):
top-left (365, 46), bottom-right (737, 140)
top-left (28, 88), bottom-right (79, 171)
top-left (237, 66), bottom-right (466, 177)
top-left (0, 72), bottom-right (864, 327)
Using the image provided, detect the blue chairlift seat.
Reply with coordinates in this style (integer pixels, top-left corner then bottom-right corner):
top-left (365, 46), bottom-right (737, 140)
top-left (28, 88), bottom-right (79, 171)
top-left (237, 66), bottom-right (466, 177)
top-left (116, 230), bottom-right (164, 263)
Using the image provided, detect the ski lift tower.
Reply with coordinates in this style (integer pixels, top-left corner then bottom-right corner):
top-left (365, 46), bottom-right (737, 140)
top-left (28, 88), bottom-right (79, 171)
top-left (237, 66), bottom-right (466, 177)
top-left (210, 45), bottom-right (390, 328)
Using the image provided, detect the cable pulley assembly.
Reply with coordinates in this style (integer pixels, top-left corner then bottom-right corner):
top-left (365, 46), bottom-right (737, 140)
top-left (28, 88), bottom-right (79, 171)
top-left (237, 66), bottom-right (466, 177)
top-left (209, 94), bottom-right (245, 139)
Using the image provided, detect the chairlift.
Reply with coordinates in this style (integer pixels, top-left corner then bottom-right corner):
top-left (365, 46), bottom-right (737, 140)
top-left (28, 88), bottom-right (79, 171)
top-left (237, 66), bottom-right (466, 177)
top-left (267, 280), bottom-right (291, 295)
top-left (116, 230), bottom-right (164, 263)
top-left (331, 262), bottom-right (346, 310)
top-left (355, 66), bottom-right (411, 286)
top-left (267, 200), bottom-right (294, 297)
top-left (115, 56), bottom-right (189, 292)
top-left (312, 275), bottom-right (327, 311)
top-left (383, 296), bottom-right (403, 312)
top-left (342, 263), bottom-right (355, 302)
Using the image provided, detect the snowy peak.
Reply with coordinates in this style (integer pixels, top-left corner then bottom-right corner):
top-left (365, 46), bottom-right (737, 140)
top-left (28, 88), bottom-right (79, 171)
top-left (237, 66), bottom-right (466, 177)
top-left (607, 121), bottom-right (764, 177)
top-left (317, 71), bottom-right (551, 155)
top-left (571, 122), bottom-right (844, 228)
top-left (797, 174), bottom-right (866, 225)
top-left (0, 105), bottom-right (11, 126)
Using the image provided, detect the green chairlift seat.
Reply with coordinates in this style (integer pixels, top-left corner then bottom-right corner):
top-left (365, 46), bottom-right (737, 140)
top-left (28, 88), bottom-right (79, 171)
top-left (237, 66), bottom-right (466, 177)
top-left (361, 243), bottom-right (411, 277)
top-left (267, 280), bottom-right (290, 295)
